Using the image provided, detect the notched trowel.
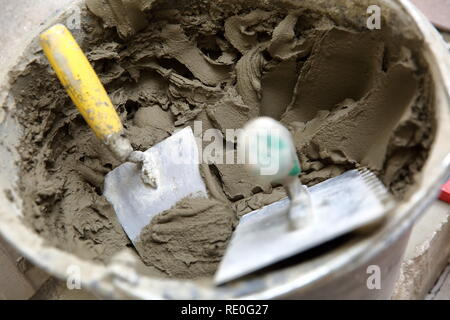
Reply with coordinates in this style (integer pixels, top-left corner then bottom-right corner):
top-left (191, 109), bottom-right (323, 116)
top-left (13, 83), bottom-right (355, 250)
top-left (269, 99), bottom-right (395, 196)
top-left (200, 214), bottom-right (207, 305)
top-left (214, 117), bottom-right (394, 285)
top-left (40, 25), bottom-right (207, 248)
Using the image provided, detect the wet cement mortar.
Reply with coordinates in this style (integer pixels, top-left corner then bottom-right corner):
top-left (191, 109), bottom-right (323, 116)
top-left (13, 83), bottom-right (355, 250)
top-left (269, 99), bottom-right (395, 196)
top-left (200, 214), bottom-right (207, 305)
top-left (8, 0), bottom-right (434, 279)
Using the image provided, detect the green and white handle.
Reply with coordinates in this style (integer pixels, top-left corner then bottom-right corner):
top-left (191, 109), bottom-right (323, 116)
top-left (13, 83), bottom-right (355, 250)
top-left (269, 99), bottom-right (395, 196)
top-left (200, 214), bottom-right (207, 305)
top-left (238, 117), bottom-right (313, 229)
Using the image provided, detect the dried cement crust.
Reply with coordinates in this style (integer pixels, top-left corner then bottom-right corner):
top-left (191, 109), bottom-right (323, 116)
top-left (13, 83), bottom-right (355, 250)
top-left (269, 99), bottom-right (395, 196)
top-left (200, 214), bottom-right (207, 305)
top-left (7, 0), bottom-right (434, 279)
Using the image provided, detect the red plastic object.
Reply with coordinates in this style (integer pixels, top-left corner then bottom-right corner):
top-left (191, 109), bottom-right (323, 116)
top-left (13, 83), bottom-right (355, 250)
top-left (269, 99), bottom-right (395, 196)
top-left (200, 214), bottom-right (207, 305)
top-left (439, 179), bottom-right (450, 203)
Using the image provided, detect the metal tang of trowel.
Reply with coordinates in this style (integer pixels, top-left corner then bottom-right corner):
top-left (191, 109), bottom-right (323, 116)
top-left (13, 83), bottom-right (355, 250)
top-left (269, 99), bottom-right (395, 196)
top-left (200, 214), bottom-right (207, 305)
top-left (214, 117), bottom-right (394, 285)
top-left (40, 24), bottom-right (207, 247)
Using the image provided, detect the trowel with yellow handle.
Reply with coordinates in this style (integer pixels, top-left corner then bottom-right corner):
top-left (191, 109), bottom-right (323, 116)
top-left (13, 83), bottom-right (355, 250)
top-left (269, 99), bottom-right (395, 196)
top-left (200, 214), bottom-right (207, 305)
top-left (40, 24), bottom-right (207, 245)
top-left (214, 117), bottom-right (395, 285)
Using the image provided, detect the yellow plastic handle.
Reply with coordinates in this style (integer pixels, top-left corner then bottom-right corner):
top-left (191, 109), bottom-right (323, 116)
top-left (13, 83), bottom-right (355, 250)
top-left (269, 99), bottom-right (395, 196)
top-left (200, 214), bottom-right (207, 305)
top-left (40, 24), bottom-right (123, 141)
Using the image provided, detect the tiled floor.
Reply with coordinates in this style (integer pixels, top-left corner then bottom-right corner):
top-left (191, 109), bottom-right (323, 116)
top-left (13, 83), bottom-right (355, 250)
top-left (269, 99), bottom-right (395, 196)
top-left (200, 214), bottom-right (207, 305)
top-left (427, 265), bottom-right (450, 300)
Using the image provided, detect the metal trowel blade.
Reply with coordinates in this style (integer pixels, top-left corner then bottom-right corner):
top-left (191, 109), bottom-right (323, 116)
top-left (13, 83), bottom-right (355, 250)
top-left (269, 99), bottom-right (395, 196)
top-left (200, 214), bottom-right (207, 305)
top-left (214, 169), bottom-right (394, 285)
top-left (104, 127), bottom-right (207, 243)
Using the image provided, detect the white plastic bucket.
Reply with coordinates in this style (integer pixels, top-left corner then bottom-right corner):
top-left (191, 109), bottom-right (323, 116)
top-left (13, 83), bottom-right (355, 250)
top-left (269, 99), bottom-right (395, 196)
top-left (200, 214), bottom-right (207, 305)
top-left (0, 0), bottom-right (449, 299)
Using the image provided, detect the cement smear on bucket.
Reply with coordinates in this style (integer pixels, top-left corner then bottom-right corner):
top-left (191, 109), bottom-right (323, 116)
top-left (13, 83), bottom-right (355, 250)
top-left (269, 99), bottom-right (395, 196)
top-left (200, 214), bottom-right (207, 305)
top-left (8, 0), bottom-right (434, 279)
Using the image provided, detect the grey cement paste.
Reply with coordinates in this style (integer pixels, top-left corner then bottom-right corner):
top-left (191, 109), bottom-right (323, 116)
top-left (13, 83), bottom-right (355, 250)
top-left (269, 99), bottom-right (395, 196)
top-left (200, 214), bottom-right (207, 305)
top-left (6, 0), bottom-right (434, 279)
